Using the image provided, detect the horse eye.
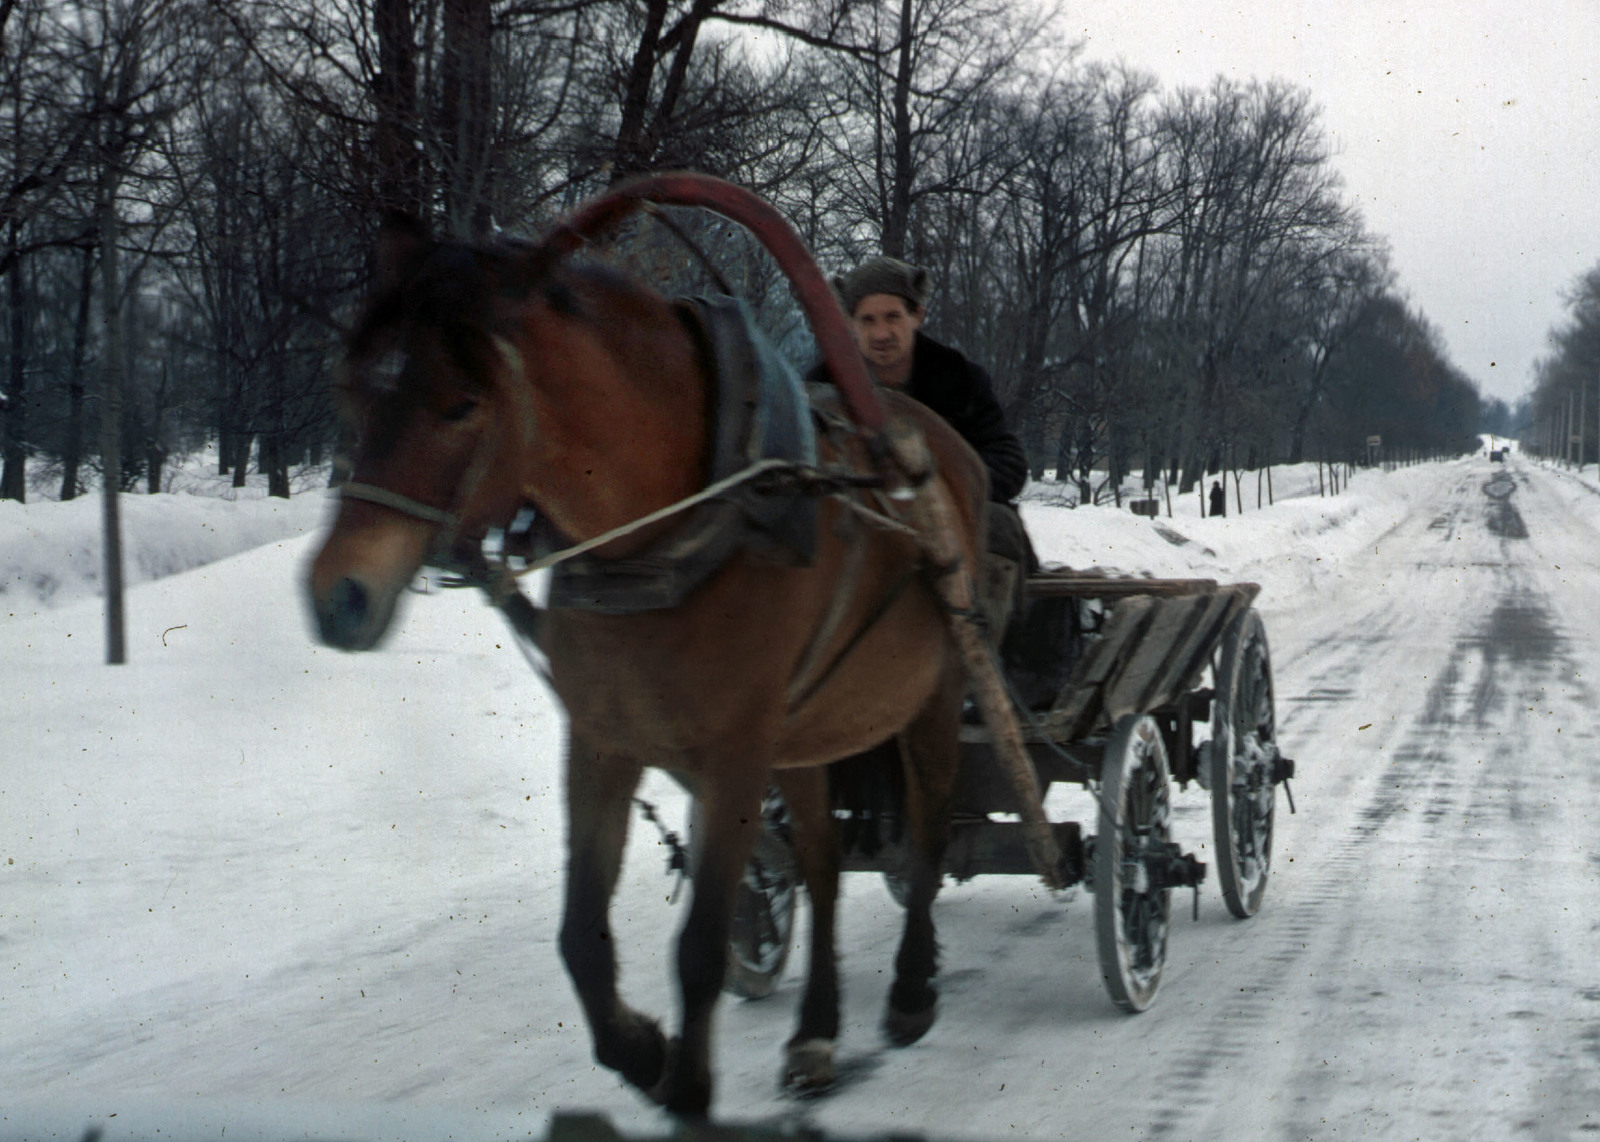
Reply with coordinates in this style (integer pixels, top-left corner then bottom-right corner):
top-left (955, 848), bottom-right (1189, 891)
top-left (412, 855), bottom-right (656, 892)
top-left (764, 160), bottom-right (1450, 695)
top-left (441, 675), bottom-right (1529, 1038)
top-left (442, 397), bottom-right (478, 423)
top-left (369, 349), bottom-right (406, 392)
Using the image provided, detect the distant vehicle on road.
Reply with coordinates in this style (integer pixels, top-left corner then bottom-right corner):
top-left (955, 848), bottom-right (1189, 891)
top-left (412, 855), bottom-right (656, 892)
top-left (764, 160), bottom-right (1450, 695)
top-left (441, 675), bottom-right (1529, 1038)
top-left (1489, 450), bottom-right (1504, 462)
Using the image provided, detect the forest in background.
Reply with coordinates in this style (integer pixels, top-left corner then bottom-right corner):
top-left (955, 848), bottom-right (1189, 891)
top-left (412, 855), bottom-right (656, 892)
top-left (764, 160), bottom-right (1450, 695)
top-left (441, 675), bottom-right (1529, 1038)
top-left (0, 0), bottom-right (1491, 508)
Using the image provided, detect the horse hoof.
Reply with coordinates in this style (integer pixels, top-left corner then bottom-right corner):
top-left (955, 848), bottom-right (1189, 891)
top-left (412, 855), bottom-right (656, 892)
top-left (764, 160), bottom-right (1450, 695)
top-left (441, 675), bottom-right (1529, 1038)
top-left (781, 1039), bottom-right (836, 1096)
top-left (883, 999), bottom-right (937, 1046)
top-left (648, 1039), bottom-right (712, 1118)
top-left (600, 1013), bottom-right (668, 1094)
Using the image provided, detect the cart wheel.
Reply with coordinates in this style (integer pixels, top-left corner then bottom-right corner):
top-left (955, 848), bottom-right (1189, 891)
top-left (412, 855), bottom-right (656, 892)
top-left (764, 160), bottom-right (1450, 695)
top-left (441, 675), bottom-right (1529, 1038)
top-left (724, 790), bottom-right (798, 999)
top-left (1209, 608), bottom-right (1277, 919)
top-left (1093, 713), bottom-right (1173, 1013)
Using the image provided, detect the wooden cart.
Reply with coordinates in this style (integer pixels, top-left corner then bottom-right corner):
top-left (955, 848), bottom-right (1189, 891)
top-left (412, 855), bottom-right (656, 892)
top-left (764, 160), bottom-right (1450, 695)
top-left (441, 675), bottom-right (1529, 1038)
top-left (722, 569), bottom-right (1294, 1012)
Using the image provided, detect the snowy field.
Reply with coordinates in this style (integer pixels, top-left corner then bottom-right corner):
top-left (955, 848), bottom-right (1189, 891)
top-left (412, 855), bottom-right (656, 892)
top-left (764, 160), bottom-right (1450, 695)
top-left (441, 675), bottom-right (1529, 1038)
top-left (6, 443), bottom-right (1599, 1140)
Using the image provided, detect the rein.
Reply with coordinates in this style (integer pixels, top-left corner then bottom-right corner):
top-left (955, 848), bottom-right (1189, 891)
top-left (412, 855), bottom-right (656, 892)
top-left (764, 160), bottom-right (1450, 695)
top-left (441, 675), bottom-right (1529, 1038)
top-left (338, 455), bottom-right (807, 578)
top-left (494, 457), bottom-right (797, 579)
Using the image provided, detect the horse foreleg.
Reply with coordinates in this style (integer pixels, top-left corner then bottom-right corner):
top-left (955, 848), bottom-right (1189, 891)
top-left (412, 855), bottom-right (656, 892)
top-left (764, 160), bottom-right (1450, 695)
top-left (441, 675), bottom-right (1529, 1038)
top-left (884, 667), bottom-right (964, 1046)
top-left (773, 767), bottom-right (840, 1094)
top-left (558, 744), bottom-right (666, 1094)
top-left (654, 766), bottom-right (767, 1116)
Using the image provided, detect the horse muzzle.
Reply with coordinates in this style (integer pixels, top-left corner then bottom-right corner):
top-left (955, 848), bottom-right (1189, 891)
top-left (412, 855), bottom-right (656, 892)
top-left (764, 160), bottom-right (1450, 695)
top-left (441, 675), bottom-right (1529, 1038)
top-left (311, 573), bottom-right (399, 650)
top-left (307, 518), bottom-right (431, 651)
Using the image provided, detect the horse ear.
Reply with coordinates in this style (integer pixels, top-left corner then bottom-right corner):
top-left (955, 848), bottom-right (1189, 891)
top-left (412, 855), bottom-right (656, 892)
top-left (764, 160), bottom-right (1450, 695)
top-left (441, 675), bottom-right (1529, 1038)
top-left (373, 212), bottom-right (432, 294)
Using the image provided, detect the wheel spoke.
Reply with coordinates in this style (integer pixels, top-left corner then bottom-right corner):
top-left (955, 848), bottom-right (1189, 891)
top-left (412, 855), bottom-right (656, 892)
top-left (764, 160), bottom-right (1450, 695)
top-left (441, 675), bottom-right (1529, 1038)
top-left (1210, 611), bottom-right (1279, 919)
top-left (1096, 714), bottom-right (1173, 1012)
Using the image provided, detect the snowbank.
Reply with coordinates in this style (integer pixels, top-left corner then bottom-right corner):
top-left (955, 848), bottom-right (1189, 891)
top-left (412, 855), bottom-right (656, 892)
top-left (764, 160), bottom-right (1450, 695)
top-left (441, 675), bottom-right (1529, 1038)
top-left (1, 488), bottom-right (331, 614)
top-left (2, 455), bottom-right (1454, 623)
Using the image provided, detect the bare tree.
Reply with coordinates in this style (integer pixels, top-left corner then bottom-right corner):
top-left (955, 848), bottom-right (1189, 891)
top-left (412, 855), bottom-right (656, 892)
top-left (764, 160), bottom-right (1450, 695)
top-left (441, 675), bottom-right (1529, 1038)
top-left (814, 0), bottom-right (1051, 258)
top-left (1, 0), bottom-right (101, 500)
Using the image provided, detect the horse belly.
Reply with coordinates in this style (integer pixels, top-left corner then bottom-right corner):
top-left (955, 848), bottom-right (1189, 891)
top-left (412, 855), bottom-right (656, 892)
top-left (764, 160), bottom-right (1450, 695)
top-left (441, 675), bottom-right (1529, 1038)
top-left (770, 622), bottom-right (950, 767)
top-left (544, 612), bottom-right (799, 765)
top-left (543, 548), bottom-right (953, 770)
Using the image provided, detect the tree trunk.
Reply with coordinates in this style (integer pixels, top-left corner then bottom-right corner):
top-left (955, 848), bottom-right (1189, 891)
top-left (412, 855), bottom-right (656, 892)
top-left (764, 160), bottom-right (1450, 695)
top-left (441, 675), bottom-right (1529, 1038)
top-left (612, 0), bottom-right (669, 178)
top-left (265, 353), bottom-right (289, 499)
top-left (262, 431), bottom-right (288, 497)
top-left (1019, 411), bottom-right (1048, 480)
top-left (232, 433), bottom-right (250, 487)
top-left (373, 0), bottom-right (422, 216)
top-left (440, 0), bottom-right (494, 235)
top-left (145, 359), bottom-right (167, 493)
top-left (1, 218), bottom-right (26, 501)
top-left (60, 245), bottom-right (95, 501)
top-left (882, 0), bottom-right (915, 259)
top-left (644, 0), bottom-right (715, 166)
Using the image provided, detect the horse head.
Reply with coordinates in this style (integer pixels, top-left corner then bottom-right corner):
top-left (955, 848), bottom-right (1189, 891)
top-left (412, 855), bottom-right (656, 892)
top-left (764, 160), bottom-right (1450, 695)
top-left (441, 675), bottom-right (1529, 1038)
top-left (308, 217), bottom-right (712, 651)
top-left (308, 224), bottom-right (552, 649)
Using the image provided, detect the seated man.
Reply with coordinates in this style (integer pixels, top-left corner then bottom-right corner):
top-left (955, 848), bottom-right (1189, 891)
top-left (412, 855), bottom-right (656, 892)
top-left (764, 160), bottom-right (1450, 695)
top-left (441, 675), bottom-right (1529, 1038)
top-left (816, 256), bottom-right (1035, 638)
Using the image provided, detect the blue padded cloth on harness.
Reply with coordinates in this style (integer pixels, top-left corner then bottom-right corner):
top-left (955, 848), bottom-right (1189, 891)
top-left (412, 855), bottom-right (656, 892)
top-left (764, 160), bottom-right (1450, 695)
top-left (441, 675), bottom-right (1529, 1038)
top-left (546, 295), bottom-right (819, 614)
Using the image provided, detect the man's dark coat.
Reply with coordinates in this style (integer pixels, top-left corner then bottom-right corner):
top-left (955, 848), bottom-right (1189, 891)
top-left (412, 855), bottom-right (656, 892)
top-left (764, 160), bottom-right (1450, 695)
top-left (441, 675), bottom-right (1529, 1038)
top-left (812, 332), bottom-right (1027, 504)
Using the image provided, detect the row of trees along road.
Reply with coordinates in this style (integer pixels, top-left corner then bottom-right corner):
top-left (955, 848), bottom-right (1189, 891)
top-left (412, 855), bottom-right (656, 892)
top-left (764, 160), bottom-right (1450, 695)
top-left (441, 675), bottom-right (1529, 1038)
top-left (1, 0), bottom-right (1489, 515)
top-left (1522, 262), bottom-right (1600, 465)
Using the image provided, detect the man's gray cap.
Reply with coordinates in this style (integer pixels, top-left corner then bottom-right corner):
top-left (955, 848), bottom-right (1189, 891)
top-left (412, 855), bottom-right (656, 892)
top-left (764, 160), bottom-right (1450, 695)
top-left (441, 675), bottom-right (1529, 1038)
top-left (831, 256), bottom-right (931, 315)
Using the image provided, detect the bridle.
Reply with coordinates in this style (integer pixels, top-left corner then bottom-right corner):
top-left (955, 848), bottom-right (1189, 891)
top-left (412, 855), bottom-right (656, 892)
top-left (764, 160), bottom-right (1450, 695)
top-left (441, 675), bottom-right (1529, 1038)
top-left (336, 319), bottom-right (830, 589)
top-left (336, 338), bottom-right (519, 575)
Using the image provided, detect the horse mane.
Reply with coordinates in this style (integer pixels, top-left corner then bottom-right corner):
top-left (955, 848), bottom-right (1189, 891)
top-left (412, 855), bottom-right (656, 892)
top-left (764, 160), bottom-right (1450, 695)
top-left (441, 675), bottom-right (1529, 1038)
top-left (347, 239), bottom-right (511, 390)
top-left (347, 231), bottom-right (665, 399)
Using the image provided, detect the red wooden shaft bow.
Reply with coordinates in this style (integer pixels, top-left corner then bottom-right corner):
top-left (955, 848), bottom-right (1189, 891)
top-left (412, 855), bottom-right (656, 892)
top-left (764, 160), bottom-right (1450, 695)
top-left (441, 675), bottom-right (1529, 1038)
top-left (538, 172), bottom-right (888, 437)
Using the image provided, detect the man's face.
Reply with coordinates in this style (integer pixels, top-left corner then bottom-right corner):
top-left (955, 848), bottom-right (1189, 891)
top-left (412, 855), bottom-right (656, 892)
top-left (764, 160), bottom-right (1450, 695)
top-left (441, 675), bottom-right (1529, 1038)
top-left (851, 293), bottom-right (923, 384)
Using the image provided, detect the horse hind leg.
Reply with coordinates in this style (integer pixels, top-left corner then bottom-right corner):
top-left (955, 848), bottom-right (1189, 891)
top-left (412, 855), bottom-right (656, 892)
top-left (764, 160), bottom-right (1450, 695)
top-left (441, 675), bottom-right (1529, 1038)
top-left (884, 665), bottom-right (964, 1046)
top-left (558, 745), bottom-right (666, 1095)
top-left (772, 767), bottom-right (841, 1095)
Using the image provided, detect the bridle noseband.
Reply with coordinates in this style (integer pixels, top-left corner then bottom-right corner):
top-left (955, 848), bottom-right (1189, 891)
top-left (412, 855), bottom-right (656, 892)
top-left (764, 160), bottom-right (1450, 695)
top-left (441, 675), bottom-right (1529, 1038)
top-left (339, 481), bottom-right (456, 527)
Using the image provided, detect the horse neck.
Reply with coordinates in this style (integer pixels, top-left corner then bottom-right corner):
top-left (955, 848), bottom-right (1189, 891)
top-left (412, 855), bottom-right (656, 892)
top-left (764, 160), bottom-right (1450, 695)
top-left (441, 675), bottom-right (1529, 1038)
top-left (512, 279), bottom-right (708, 546)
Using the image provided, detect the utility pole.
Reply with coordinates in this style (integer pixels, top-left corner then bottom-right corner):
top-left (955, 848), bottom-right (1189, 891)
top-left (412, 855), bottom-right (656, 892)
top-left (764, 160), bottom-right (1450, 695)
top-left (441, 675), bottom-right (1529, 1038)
top-left (99, 171), bottom-right (126, 665)
top-left (1581, 379), bottom-right (1589, 470)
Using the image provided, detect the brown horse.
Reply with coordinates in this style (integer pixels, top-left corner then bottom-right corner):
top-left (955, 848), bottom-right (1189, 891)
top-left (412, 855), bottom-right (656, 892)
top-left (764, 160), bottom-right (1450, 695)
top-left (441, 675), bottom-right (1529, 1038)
top-left (307, 190), bottom-right (991, 1115)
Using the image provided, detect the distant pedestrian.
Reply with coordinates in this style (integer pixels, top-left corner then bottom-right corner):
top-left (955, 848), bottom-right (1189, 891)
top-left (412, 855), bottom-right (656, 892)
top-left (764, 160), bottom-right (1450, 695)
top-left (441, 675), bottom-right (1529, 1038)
top-left (1209, 480), bottom-right (1225, 518)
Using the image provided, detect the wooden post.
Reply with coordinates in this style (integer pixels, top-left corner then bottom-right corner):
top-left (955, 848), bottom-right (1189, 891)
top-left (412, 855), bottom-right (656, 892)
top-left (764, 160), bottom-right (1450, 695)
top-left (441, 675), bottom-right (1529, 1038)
top-left (98, 166), bottom-right (126, 665)
top-left (1567, 392), bottom-right (1575, 467)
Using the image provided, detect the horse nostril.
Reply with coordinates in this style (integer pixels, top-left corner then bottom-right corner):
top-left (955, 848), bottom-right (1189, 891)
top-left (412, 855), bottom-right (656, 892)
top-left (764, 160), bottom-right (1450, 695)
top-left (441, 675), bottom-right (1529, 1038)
top-left (332, 577), bottom-right (369, 619)
top-left (318, 576), bottom-right (372, 648)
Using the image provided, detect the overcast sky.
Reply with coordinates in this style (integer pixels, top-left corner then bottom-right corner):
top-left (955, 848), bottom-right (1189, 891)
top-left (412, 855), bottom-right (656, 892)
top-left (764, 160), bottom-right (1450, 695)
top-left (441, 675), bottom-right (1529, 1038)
top-left (1063, 0), bottom-right (1600, 404)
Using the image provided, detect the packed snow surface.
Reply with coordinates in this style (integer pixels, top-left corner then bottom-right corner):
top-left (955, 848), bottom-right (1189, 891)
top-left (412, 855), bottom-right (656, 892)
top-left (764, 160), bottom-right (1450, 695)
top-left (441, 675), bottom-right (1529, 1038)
top-left (5, 450), bottom-right (1600, 1140)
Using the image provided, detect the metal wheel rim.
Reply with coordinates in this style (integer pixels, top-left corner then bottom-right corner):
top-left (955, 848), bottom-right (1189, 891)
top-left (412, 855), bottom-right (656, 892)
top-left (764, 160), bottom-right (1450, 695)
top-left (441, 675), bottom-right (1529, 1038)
top-left (730, 852), bottom-right (796, 975)
top-left (1095, 714), bottom-right (1172, 1012)
top-left (1212, 612), bottom-right (1276, 917)
top-left (724, 789), bottom-right (797, 997)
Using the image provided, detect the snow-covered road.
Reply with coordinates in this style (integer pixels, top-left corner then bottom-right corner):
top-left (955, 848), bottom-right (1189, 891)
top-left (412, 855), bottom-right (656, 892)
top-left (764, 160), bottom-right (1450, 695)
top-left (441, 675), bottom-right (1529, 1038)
top-left (5, 455), bottom-right (1600, 1140)
top-left (1105, 458), bottom-right (1600, 1139)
